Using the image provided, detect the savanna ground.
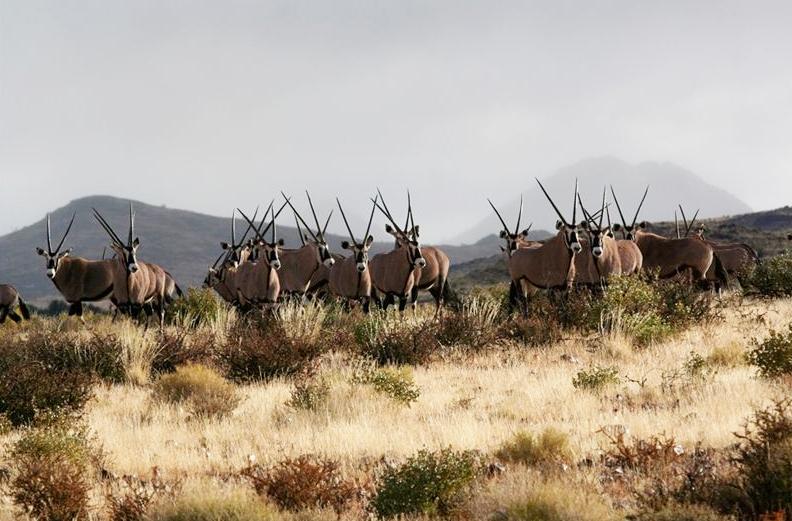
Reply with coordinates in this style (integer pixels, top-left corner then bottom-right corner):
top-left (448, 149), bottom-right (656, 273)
top-left (2, 260), bottom-right (792, 520)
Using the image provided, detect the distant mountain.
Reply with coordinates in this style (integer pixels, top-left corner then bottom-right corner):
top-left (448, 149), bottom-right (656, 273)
top-left (0, 195), bottom-right (524, 303)
top-left (453, 157), bottom-right (751, 244)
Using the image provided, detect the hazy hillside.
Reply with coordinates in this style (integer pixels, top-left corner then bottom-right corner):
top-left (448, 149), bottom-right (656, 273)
top-left (453, 157), bottom-right (751, 244)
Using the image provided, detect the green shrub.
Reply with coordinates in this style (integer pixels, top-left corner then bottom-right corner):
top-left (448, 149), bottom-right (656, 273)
top-left (354, 314), bottom-right (439, 365)
top-left (572, 366), bottom-right (620, 393)
top-left (748, 326), bottom-right (792, 377)
top-left (152, 364), bottom-right (239, 419)
top-left (244, 455), bottom-right (358, 514)
top-left (7, 417), bottom-right (102, 521)
top-left (287, 376), bottom-right (330, 412)
top-left (750, 252), bottom-right (792, 296)
top-left (147, 488), bottom-right (278, 521)
top-left (352, 366), bottom-right (420, 405)
top-left (726, 400), bottom-right (792, 517)
top-left (371, 448), bottom-right (480, 518)
top-left (167, 287), bottom-right (226, 327)
top-left (495, 428), bottom-right (572, 467)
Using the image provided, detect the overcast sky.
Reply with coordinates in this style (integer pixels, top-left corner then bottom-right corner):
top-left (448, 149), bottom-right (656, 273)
top-left (2, 0), bottom-right (791, 242)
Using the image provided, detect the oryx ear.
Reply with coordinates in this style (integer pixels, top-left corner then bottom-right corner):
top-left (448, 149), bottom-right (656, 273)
top-left (611, 223), bottom-right (622, 232)
top-left (385, 224), bottom-right (394, 234)
top-left (499, 230), bottom-right (508, 239)
top-left (277, 238), bottom-right (285, 246)
top-left (341, 240), bottom-right (351, 250)
top-left (638, 221), bottom-right (648, 229)
top-left (132, 238), bottom-right (140, 247)
top-left (555, 220), bottom-right (564, 231)
top-left (60, 249), bottom-right (72, 257)
top-left (412, 225), bottom-right (420, 238)
top-left (36, 247), bottom-right (46, 256)
top-left (499, 246), bottom-right (506, 252)
top-left (303, 233), bottom-right (311, 243)
top-left (365, 235), bottom-right (374, 247)
top-left (578, 220), bottom-right (589, 230)
top-left (519, 228), bottom-right (530, 238)
top-left (605, 229), bottom-right (614, 239)
top-left (220, 241), bottom-right (230, 250)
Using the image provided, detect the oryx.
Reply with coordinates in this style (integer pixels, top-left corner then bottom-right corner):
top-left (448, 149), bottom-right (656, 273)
top-left (279, 192), bottom-right (337, 298)
top-left (233, 203), bottom-right (287, 308)
top-left (204, 207), bottom-right (261, 304)
top-left (328, 196), bottom-right (377, 312)
top-left (36, 213), bottom-right (117, 319)
top-left (369, 192), bottom-right (427, 312)
top-left (604, 206), bottom-right (643, 275)
top-left (490, 179), bottom-right (583, 315)
top-left (93, 203), bottom-right (181, 326)
top-left (574, 190), bottom-right (621, 286)
top-left (610, 188), bottom-right (727, 288)
top-left (679, 206), bottom-right (758, 283)
top-left (0, 285), bottom-right (30, 324)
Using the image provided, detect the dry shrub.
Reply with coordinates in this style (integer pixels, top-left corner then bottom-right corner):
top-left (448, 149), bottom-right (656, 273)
top-left (354, 313), bottom-right (439, 365)
top-left (166, 287), bottom-right (226, 328)
top-left (726, 399), bottom-right (792, 518)
top-left (152, 364), bottom-right (240, 419)
top-left (147, 486), bottom-right (278, 521)
top-left (287, 374), bottom-right (331, 412)
top-left (6, 417), bottom-right (102, 521)
top-left (631, 502), bottom-right (733, 521)
top-left (598, 428), bottom-right (724, 512)
top-left (351, 366), bottom-right (420, 405)
top-left (244, 455), bottom-right (358, 514)
top-left (501, 314), bottom-right (564, 347)
top-left (151, 329), bottom-right (216, 375)
top-left (437, 296), bottom-right (502, 349)
top-left (495, 428), bottom-right (572, 468)
top-left (220, 318), bottom-right (327, 382)
top-left (105, 468), bottom-right (180, 521)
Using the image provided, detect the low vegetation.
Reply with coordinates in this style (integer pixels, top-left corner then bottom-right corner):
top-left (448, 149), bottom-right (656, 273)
top-left (152, 364), bottom-right (240, 419)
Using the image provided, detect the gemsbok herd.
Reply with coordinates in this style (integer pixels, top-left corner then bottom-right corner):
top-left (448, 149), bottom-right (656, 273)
top-left (0, 185), bottom-right (763, 325)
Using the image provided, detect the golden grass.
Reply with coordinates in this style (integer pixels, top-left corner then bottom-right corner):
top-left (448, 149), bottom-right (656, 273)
top-left (0, 296), bottom-right (789, 519)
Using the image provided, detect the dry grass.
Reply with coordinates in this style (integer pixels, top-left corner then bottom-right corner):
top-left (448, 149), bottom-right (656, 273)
top-left (0, 297), bottom-right (790, 519)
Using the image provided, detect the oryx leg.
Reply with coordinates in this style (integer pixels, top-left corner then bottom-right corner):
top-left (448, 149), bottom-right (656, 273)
top-left (0, 307), bottom-right (8, 324)
top-left (518, 279), bottom-right (533, 317)
top-left (398, 296), bottom-right (408, 312)
top-left (362, 297), bottom-right (371, 314)
top-left (7, 310), bottom-right (22, 323)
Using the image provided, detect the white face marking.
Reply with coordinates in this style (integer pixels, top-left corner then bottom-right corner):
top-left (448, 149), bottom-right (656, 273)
top-left (356, 262), bottom-right (367, 272)
top-left (415, 258), bottom-right (427, 268)
top-left (324, 257), bottom-right (335, 267)
top-left (592, 246), bottom-right (603, 257)
top-left (571, 242), bottom-right (582, 253)
top-left (46, 268), bottom-right (56, 278)
top-left (271, 259), bottom-right (281, 270)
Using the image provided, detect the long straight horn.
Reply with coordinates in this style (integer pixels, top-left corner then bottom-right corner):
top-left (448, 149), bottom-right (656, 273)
top-left (282, 192), bottom-right (318, 242)
top-left (252, 200), bottom-right (276, 239)
top-left (294, 213), bottom-right (306, 246)
top-left (404, 190), bottom-right (411, 232)
top-left (675, 211), bottom-right (681, 239)
top-left (686, 209), bottom-right (700, 237)
top-left (54, 212), bottom-right (76, 254)
top-left (488, 199), bottom-right (511, 234)
top-left (536, 178), bottom-right (568, 226)
top-left (128, 202), bottom-right (135, 246)
top-left (238, 206), bottom-right (260, 246)
top-left (605, 205), bottom-right (612, 229)
top-left (271, 205), bottom-right (276, 243)
top-left (231, 210), bottom-right (237, 246)
top-left (609, 186), bottom-right (628, 227)
top-left (322, 210), bottom-right (333, 236)
top-left (46, 214), bottom-right (53, 255)
top-left (678, 205), bottom-right (689, 237)
top-left (571, 178), bottom-right (578, 226)
top-left (237, 208), bottom-right (264, 242)
top-left (364, 194), bottom-right (378, 241)
top-left (259, 199), bottom-right (289, 239)
top-left (305, 191), bottom-right (323, 238)
top-left (373, 198), bottom-right (405, 235)
top-left (515, 194), bottom-right (523, 234)
top-left (92, 208), bottom-right (125, 247)
top-left (599, 187), bottom-right (606, 228)
top-left (336, 198), bottom-right (357, 243)
top-left (631, 186), bottom-right (649, 227)
top-left (577, 193), bottom-right (594, 224)
top-left (375, 188), bottom-right (399, 228)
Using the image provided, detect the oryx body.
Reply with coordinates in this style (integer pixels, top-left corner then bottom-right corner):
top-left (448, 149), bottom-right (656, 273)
top-left (36, 213), bottom-right (117, 318)
top-left (328, 197), bottom-right (377, 312)
top-left (0, 285), bottom-right (30, 324)
top-left (232, 205), bottom-right (286, 308)
top-left (574, 191), bottom-right (622, 286)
